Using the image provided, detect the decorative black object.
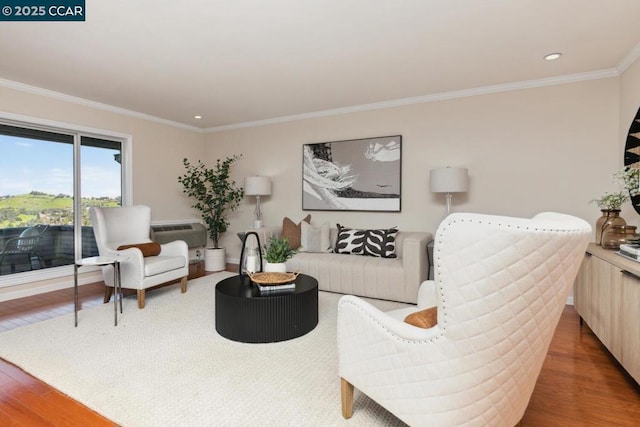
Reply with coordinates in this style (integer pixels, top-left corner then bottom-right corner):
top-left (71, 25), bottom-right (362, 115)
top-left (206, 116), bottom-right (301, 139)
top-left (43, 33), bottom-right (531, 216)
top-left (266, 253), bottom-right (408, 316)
top-left (215, 273), bottom-right (319, 343)
top-left (624, 106), bottom-right (640, 214)
top-left (302, 135), bottom-right (402, 212)
top-left (238, 231), bottom-right (262, 277)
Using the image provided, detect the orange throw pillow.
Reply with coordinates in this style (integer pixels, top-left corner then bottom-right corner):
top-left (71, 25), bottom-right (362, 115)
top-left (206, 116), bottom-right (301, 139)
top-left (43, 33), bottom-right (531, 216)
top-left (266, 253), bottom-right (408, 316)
top-left (404, 307), bottom-right (438, 329)
top-left (281, 215), bottom-right (311, 249)
top-left (117, 242), bottom-right (161, 257)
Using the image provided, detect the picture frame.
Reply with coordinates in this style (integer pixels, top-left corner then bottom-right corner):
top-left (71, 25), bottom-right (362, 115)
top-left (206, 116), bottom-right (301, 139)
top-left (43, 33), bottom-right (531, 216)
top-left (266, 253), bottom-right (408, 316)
top-left (302, 135), bottom-right (402, 212)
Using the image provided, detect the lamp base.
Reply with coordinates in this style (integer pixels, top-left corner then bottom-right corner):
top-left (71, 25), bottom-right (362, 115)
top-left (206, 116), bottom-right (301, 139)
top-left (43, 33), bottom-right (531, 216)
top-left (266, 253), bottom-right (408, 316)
top-left (445, 193), bottom-right (453, 215)
top-left (253, 195), bottom-right (264, 230)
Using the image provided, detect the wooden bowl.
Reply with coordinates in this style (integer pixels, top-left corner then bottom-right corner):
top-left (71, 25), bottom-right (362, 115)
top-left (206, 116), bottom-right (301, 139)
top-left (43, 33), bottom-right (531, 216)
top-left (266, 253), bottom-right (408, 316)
top-left (248, 272), bottom-right (299, 286)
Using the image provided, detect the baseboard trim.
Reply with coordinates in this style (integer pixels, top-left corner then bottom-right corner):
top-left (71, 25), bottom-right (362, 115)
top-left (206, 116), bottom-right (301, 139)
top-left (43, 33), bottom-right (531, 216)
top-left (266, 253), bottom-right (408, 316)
top-left (0, 270), bottom-right (103, 302)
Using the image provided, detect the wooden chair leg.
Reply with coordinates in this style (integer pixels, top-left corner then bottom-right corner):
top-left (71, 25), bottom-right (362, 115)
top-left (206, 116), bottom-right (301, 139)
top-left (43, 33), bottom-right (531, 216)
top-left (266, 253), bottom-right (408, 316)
top-left (180, 276), bottom-right (188, 293)
top-left (137, 290), bottom-right (146, 309)
top-left (103, 286), bottom-right (113, 303)
top-left (341, 377), bottom-right (354, 419)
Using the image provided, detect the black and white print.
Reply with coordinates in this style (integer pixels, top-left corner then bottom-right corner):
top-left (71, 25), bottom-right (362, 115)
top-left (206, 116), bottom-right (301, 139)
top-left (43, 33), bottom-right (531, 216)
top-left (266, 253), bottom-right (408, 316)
top-left (624, 106), bottom-right (640, 214)
top-left (302, 136), bottom-right (401, 211)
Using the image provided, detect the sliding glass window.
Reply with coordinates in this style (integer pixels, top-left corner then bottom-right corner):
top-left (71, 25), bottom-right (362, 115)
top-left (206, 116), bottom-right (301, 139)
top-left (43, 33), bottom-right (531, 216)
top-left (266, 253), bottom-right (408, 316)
top-left (0, 123), bottom-right (124, 277)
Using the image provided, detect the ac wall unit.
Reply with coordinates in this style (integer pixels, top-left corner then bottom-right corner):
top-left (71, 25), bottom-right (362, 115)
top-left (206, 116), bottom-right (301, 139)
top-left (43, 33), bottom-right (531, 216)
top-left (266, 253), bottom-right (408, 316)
top-left (150, 223), bottom-right (207, 248)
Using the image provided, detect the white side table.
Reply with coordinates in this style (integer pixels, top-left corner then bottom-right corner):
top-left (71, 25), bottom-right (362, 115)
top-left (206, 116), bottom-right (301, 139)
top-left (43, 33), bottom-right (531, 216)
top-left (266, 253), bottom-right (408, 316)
top-left (74, 256), bottom-right (125, 327)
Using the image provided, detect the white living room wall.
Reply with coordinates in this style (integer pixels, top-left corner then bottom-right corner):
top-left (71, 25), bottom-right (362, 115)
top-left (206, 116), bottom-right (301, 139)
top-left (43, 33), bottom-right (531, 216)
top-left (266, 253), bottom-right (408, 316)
top-left (206, 78), bottom-right (620, 259)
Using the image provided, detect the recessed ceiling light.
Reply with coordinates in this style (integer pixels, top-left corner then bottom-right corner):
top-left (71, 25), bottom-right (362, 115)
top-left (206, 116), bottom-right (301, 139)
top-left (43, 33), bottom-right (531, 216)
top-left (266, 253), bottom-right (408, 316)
top-left (194, 115), bottom-right (202, 119)
top-left (544, 53), bottom-right (562, 61)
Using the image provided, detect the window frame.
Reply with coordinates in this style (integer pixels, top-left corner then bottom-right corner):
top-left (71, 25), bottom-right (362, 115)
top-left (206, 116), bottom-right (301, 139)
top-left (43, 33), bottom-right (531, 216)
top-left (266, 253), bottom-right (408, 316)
top-left (0, 111), bottom-right (132, 287)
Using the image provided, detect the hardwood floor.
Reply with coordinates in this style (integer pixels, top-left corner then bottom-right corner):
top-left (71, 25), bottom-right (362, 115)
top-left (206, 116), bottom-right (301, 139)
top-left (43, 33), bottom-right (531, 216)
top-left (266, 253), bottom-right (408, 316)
top-left (1, 281), bottom-right (639, 426)
top-left (0, 283), bottom-right (116, 426)
top-left (523, 308), bottom-right (640, 426)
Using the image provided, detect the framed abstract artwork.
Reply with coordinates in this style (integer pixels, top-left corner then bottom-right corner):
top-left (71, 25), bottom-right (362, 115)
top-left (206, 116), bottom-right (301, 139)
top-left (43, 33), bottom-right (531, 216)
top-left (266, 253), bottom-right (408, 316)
top-left (302, 135), bottom-right (402, 212)
top-left (624, 105), bottom-right (640, 214)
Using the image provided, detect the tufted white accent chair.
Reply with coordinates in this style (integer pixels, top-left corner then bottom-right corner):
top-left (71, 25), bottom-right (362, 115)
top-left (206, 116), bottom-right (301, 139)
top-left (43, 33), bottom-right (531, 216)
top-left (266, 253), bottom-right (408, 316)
top-left (90, 205), bottom-right (189, 309)
top-left (338, 212), bottom-right (590, 426)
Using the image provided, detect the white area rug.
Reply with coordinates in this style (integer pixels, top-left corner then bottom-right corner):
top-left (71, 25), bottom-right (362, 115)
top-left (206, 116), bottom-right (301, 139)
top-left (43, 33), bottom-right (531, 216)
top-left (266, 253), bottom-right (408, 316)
top-left (0, 272), bottom-right (410, 426)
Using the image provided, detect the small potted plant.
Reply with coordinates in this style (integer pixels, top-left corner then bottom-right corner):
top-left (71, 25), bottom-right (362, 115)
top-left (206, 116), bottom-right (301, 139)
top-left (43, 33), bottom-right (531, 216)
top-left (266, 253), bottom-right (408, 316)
top-left (263, 236), bottom-right (297, 272)
top-left (178, 155), bottom-right (244, 271)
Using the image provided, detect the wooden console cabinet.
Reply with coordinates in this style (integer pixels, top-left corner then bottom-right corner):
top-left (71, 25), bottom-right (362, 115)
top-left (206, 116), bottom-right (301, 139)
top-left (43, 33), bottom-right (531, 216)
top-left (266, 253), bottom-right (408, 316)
top-left (574, 243), bottom-right (640, 384)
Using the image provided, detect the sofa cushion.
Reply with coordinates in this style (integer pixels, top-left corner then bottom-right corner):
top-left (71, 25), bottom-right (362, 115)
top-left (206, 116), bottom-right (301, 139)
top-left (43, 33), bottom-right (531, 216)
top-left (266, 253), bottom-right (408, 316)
top-left (144, 255), bottom-right (185, 276)
top-left (286, 251), bottom-right (406, 301)
top-left (282, 215), bottom-right (311, 249)
top-left (335, 225), bottom-right (398, 258)
top-left (300, 222), bottom-right (332, 253)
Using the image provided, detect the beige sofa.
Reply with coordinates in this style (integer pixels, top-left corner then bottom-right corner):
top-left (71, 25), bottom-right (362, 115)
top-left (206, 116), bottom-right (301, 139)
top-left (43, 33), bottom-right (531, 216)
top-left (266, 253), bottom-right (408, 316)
top-left (253, 227), bottom-right (431, 304)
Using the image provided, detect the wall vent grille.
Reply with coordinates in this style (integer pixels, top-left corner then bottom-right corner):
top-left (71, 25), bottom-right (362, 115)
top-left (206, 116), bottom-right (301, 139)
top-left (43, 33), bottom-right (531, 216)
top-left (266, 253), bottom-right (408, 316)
top-left (150, 223), bottom-right (207, 248)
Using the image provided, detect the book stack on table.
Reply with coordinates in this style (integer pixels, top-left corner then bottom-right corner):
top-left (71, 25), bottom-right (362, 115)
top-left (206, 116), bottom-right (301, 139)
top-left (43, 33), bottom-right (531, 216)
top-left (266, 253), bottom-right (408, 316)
top-left (618, 243), bottom-right (640, 262)
top-left (257, 282), bottom-right (296, 295)
top-left (249, 272), bottom-right (299, 296)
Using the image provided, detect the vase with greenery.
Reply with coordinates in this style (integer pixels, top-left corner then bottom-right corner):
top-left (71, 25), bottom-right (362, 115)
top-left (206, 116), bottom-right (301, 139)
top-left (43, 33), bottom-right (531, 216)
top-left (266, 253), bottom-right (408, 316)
top-left (589, 167), bottom-right (640, 245)
top-left (263, 236), bottom-right (297, 272)
top-left (590, 190), bottom-right (629, 246)
top-left (593, 208), bottom-right (626, 246)
top-left (178, 156), bottom-right (244, 270)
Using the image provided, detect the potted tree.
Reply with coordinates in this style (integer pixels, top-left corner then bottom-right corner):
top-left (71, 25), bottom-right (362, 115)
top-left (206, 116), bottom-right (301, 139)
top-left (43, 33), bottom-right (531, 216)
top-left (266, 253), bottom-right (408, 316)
top-left (263, 236), bottom-right (297, 272)
top-left (178, 155), bottom-right (244, 271)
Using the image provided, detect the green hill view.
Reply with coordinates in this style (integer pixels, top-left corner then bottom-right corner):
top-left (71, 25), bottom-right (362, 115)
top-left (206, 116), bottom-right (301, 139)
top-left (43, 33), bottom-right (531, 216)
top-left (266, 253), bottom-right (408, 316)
top-left (0, 191), bottom-right (120, 228)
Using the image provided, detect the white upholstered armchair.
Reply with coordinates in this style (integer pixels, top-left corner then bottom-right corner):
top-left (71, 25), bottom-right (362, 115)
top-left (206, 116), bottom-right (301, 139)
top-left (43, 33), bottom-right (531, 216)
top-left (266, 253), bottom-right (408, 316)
top-left (338, 212), bottom-right (590, 426)
top-left (90, 205), bottom-right (189, 309)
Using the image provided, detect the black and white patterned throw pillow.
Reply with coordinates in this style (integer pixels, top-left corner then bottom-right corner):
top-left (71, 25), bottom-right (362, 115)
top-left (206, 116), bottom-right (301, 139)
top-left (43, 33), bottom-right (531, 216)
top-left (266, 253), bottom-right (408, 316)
top-left (334, 224), bottom-right (398, 258)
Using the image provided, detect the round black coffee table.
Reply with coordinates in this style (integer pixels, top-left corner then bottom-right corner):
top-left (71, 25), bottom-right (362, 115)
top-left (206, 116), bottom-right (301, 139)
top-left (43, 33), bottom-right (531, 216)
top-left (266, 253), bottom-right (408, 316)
top-left (215, 273), bottom-right (318, 343)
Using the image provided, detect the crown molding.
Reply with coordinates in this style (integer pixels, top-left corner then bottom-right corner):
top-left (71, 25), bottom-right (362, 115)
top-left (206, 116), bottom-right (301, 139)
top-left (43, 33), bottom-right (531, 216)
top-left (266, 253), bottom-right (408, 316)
top-left (616, 41), bottom-right (640, 74)
top-left (0, 68), bottom-right (621, 136)
top-left (205, 68), bottom-right (619, 133)
top-left (0, 78), bottom-right (204, 133)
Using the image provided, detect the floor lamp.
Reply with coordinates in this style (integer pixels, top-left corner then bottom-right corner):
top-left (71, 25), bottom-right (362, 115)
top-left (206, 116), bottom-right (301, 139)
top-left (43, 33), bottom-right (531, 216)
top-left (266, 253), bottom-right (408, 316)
top-left (245, 176), bottom-right (272, 229)
top-left (430, 167), bottom-right (469, 215)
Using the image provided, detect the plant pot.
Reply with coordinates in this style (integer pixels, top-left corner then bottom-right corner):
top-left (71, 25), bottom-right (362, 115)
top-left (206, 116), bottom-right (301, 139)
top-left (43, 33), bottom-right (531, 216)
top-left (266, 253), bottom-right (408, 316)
top-left (205, 247), bottom-right (226, 272)
top-left (264, 262), bottom-right (287, 273)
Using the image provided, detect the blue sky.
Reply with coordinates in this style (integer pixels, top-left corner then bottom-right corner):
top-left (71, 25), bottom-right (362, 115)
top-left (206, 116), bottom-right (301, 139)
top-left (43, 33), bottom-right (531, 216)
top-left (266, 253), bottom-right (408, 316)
top-left (0, 134), bottom-right (121, 198)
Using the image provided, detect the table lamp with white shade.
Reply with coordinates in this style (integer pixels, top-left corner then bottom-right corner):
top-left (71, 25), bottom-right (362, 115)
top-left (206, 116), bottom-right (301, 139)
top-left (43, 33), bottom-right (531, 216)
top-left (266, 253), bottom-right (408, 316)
top-left (245, 176), bottom-right (272, 229)
top-left (430, 167), bottom-right (469, 215)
